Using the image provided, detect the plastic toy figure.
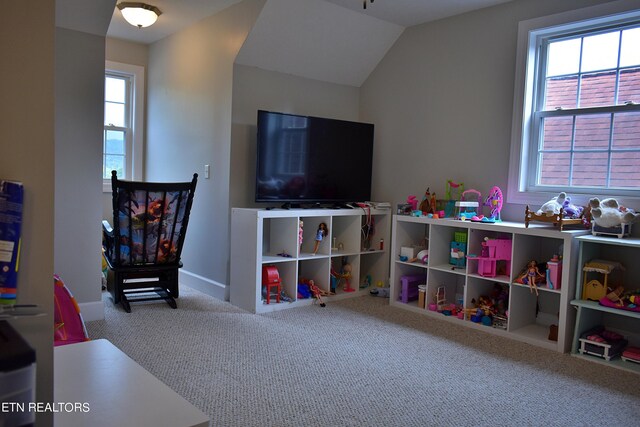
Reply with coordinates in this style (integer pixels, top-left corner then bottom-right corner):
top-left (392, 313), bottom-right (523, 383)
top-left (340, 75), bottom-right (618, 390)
top-left (298, 220), bottom-right (304, 252)
top-left (518, 260), bottom-right (545, 296)
top-left (308, 280), bottom-right (333, 307)
top-left (313, 222), bottom-right (328, 254)
top-left (341, 263), bottom-right (354, 292)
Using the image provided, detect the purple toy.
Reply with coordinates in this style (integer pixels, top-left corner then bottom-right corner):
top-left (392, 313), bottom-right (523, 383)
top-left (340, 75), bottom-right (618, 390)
top-left (562, 197), bottom-right (583, 218)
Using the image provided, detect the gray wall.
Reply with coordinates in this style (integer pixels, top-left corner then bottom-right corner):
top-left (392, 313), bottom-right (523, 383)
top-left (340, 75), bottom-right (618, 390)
top-left (145, 0), bottom-right (265, 299)
top-left (106, 37), bottom-right (149, 68)
top-left (230, 64), bottom-right (361, 210)
top-left (55, 27), bottom-right (105, 313)
top-left (1, 3), bottom-right (55, 424)
top-left (360, 0), bottom-right (616, 222)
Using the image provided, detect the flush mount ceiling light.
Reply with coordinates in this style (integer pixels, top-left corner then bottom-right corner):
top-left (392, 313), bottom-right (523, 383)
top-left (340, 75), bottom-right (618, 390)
top-left (117, 2), bottom-right (162, 28)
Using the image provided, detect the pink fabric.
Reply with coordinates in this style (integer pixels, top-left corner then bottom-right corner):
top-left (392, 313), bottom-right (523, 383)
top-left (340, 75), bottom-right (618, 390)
top-left (599, 296), bottom-right (640, 313)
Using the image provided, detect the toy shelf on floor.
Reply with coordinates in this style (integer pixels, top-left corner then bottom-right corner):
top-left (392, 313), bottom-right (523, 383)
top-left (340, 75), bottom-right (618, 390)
top-left (570, 234), bottom-right (640, 374)
top-left (390, 216), bottom-right (589, 353)
top-left (230, 207), bottom-right (390, 313)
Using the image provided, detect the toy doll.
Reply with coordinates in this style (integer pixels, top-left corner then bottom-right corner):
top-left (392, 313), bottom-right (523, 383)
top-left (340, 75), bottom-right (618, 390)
top-left (298, 220), bottom-right (304, 252)
top-left (313, 222), bottom-right (328, 254)
top-left (518, 260), bottom-right (545, 296)
top-left (308, 279), bottom-right (334, 307)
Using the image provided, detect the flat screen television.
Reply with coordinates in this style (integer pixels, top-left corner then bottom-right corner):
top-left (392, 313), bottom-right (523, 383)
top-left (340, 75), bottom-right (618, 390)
top-left (255, 110), bottom-right (374, 206)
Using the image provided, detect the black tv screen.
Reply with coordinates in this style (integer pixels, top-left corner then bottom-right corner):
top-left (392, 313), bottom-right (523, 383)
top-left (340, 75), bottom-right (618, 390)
top-left (255, 110), bottom-right (373, 204)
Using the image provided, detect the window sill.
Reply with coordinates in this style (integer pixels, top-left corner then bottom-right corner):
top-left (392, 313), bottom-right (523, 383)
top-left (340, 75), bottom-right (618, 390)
top-left (507, 187), bottom-right (640, 211)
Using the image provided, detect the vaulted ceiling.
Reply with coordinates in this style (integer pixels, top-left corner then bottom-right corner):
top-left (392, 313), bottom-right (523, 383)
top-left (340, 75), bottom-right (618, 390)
top-left (90, 0), bottom-right (514, 87)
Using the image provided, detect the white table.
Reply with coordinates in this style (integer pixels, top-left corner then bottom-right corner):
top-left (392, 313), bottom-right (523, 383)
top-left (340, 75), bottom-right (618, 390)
top-left (54, 339), bottom-right (209, 427)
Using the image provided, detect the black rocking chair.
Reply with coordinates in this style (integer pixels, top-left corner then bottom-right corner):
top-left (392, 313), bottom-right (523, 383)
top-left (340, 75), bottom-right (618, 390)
top-left (102, 171), bottom-right (197, 312)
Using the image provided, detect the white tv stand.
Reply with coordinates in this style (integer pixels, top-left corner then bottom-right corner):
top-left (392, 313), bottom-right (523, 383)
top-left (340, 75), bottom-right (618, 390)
top-left (230, 207), bottom-right (390, 313)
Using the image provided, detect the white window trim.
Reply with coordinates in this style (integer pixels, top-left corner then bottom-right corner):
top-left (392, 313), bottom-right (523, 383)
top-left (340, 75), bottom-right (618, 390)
top-left (507, 0), bottom-right (640, 209)
top-left (103, 60), bottom-right (144, 192)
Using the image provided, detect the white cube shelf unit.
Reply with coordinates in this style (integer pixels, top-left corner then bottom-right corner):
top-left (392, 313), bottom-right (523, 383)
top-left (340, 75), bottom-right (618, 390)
top-left (390, 216), bottom-right (589, 352)
top-left (230, 207), bottom-right (390, 313)
top-left (571, 235), bottom-right (640, 373)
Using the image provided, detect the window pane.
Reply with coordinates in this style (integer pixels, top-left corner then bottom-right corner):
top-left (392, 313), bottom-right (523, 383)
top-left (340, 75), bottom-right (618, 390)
top-left (105, 77), bottom-right (126, 103)
top-left (612, 111), bottom-right (640, 149)
top-left (581, 31), bottom-right (619, 73)
top-left (617, 67), bottom-right (640, 105)
top-left (547, 38), bottom-right (580, 76)
top-left (105, 102), bottom-right (125, 127)
top-left (620, 27), bottom-right (640, 67)
top-left (610, 152), bottom-right (640, 188)
top-left (105, 130), bottom-right (125, 154)
top-left (539, 152), bottom-right (570, 186)
top-left (544, 76), bottom-right (577, 110)
top-left (574, 114), bottom-right (611, 149)
top-left (104, 155), bottom-right (125, 179)
top-left (571, 152), bottom-right (608, 187)
top-left (579, 71), bottom-right (616, 107)
top-left (542, 116), bottom-right (573, 150)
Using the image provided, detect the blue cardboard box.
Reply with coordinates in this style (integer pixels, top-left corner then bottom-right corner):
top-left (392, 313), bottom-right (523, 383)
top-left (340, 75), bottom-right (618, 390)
top-left (0, 180), bottom-right (24, 305)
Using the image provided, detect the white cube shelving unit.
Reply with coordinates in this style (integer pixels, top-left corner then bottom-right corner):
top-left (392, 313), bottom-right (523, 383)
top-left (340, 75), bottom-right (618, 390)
top-left (390, 215), bottom-right (589, 353)
top-left (230, 207), bottom-right (390, 313)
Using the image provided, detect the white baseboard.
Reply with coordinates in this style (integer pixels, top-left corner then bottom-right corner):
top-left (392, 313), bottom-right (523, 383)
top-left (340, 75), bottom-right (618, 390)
top-left (179, 269), bottom-right (227, 301)
top-left (79, 300), bottom-right (105, 321)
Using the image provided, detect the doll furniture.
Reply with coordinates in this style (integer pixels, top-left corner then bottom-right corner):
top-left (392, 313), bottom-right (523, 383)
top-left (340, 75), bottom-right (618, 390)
top-left (592, 223), bottom-right (632, 238)
top-left (398, 274), bottom-right (424, 303)
top-left (524, 206), bottom-right (588, 231)
top-left (546, 255), bottom-right (562, 290)
top-left (450, 231), bottom-right (467, 268)
top-left (262, 265), bottom-right (282, 304)
top-left (578, 325), bottom-right (627, 361)
top-left (102, 171), bottom-right (198, 312)
top-left (621, 347), bottom-right (640, 364)
top-left (581, 259), bottom-right (624, 301)
top-left (468, 238), bottom-right (512, 278)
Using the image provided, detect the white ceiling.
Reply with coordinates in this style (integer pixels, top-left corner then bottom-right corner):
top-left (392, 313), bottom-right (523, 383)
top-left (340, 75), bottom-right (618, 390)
top-left (103, 0), bottom-right (514, 87)
top-left (324, 0), bottom-right (514, 27)
top-left (106, 0), bottom-right (244, 45)
top-left (234, 0), bottom-right (404, 87)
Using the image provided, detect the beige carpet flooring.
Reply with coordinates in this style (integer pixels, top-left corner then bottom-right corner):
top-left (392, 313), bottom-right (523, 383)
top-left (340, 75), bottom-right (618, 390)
top-left (87, 286), bottom-right (640, 427)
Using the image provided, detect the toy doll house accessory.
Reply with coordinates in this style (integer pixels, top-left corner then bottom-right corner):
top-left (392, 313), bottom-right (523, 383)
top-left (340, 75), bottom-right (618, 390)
top-left (455, 189), bottom-right (480, 220)
top-left (546, 255), bottom-right (562, 290)
top-left (581, 260), bottom-right (624, 301)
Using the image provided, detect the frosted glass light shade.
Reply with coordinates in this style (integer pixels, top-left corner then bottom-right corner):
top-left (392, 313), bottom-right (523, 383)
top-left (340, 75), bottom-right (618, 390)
top-left (117, 2), bottom-right (162, 28)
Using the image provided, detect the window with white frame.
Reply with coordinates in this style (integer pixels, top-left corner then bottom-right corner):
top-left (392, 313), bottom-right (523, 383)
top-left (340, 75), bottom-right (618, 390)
top-left (104, 73), bottom-right (130, 179)
top-left (103, 61), bottom-right (144, 190)
top-left (509, 3), bottom-right (640, 206)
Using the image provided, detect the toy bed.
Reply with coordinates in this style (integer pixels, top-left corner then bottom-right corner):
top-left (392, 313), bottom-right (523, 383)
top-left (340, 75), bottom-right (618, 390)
top-left (578, 325), bottom-right (628, 361)
top-left (524, 206), bottom-right (588, 231)
top-left (592, 223), bottom-right (632, 238)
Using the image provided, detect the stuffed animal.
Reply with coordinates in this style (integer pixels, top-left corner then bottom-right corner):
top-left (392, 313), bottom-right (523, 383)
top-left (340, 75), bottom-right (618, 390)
top-left (562, 197), bottom-right (583, 218)
top-left (536, 192), bottom-right (567, 216)
top-left (589, 197), bottom-right (639, 228)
